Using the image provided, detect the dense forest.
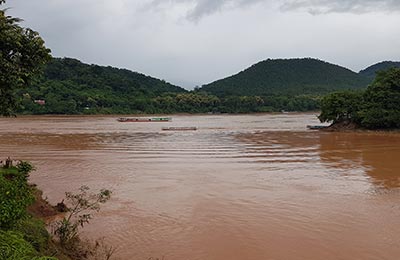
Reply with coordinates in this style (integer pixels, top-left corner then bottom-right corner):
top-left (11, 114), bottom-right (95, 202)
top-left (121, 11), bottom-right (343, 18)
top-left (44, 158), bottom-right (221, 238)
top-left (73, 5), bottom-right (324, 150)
top-left (359, 61), bottom-right (400, 80)
top-left (200, 58), bottom-right (370, 96)
top-left (17, 58), bottom-right (186, 114)
top-left (17, 57), bottom-right (398, 115)
top-left (319, 68), bottom-right (400, 129)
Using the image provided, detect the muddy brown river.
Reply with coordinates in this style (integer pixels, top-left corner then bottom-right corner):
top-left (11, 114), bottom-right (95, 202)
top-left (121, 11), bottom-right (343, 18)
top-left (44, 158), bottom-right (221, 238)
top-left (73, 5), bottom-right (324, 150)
top-left (1, 114), bottom-right (399, 260)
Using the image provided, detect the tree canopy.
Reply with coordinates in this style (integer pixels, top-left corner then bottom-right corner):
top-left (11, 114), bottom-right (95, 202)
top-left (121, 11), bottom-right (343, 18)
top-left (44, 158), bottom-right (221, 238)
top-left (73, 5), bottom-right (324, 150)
top-left (200, 58), bottom-right (370, 97)
top-left (359, 61), bottom-right (400, 80)
top-left (17, 57), bottom-right (323, 115)
top-left (0, 1), bottom-right (51, 116)
top-left (319, 68), bottom-right (400, 129)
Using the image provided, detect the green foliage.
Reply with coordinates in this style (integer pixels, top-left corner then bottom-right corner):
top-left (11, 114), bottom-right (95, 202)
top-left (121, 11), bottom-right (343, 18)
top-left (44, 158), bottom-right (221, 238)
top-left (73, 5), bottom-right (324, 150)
top-left (17, 57), bottom-right (361, 115)
top-left (359, 61), bottom-right (400, 80)
top-left (16, 161), bottom-right (36, 180)
top-left (319, 68), bottom-right (400, 129)
top-left (0, 168), bottom-right (34, 228)
top-left (0, 5), bottom-right (51, 116)
top-left (201, 58), bottom-right (370, 97)
top-left (0, 231), bottom-right (56, 260)
top-left (358, 68), bottom-right (400, 129)
top-left (17, 57), bottom-right (186, 115)
top-left (14, 218), bottom-right (50, 253)
top-left (53, 186), bottom-right (112, 246)
top-left (0, 230), bottom-right (38, 260)
top-left (318, 91), bottom-right (363, 123)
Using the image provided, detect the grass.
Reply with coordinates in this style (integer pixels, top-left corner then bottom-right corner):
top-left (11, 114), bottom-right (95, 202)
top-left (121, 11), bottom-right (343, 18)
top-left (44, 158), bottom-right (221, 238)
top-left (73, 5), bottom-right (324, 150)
top-left (0, 166), bottom-right (19, 175)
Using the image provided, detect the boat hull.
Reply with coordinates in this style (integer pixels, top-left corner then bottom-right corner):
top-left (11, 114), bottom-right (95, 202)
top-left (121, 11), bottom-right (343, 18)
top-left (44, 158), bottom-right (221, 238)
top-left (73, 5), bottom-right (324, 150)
top-left (162, 127), bottom-right (197, 131)
top-left (117, 117), bottom-right (171, 122)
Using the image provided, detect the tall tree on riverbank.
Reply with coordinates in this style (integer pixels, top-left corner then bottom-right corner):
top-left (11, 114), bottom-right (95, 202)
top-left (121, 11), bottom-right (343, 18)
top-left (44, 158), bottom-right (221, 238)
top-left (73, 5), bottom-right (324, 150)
top-left (319, 68), bottom-right (400, 129)
top-left (358, 68), bottom-right (400, 128)
top-left (0, 0), bottom-right (51, 116)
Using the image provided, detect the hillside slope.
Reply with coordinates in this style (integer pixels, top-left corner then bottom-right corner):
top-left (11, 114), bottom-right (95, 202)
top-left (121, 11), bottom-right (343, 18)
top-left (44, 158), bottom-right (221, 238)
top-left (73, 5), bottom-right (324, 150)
top-left (200, 58), bottom-right (370, 97)
top-left (359, 61), bottom-right (400, 80)
top-left (20, 58), bottom-right (186, 114)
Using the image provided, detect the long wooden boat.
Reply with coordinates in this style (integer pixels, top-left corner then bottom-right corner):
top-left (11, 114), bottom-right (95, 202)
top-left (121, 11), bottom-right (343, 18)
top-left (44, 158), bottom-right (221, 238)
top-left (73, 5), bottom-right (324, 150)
top-left (117, 117), bottom-right (171, 122)
top-left (307, 125), bottom-right (328, 130)
top-left (162, 127), bottom-right (197, 131)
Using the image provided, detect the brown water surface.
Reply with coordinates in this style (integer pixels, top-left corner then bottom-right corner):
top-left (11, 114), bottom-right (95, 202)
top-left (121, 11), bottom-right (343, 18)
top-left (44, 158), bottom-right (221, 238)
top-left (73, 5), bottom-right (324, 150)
top-left (1, 114), bottom-right (399, 260)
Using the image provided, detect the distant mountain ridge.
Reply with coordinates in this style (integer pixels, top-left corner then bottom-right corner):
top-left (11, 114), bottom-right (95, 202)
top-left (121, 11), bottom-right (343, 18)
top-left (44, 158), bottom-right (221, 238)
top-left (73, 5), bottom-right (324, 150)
top-left (21, 57), bottom-right (186, 114)
top-left (200, 58), bottom-right (371, 97)
top-left (19, 57), bottom-right (399, 114)
top-left (359, 61), bottom-right (400, 80)
top-left (44, 58), bottom-right (185, 94)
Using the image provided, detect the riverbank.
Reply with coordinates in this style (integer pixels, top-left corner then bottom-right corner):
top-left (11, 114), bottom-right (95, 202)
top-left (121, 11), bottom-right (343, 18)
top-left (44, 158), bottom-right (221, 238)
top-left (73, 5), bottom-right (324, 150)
top-left (322, 120), bottom-right (400, 133)
top-left (0, 163), bottom-right (111, 260)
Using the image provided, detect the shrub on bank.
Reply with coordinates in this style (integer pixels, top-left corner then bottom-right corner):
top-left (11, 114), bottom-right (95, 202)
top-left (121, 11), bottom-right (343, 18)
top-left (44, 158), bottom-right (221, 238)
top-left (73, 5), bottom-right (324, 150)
top-left (1, 161), bottom-right (114, 260)
top-left (14, 217), bottom-right (50, 253)
top-left (0, 166), bottom-right (34, 228)
top-left (0, 162), bottom-right (57, 259)
top-left (0, 230), bottom-right (57, 260)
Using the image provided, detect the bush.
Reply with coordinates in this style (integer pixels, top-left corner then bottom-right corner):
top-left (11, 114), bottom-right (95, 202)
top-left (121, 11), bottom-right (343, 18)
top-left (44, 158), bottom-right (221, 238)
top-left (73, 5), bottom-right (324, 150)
top-left (14, 218), bottom-right (50, 253)
top-left (0, 174), bottom-right (34, 228)
top-left (318, 90), bottom-right (363, 123)
top-left (53, 186), bottom-right (111, 246)
top-left (0, 230), bottom-right (37, 260)
top-left (16, 161), bottom-right (36, 180)
top-left (0, 230), bottom-right (56, 260)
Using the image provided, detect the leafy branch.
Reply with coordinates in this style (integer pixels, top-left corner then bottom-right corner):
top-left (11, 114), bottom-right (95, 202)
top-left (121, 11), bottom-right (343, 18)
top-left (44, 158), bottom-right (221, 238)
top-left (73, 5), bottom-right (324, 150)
top-left (52, 186), bottom-right (111, 246)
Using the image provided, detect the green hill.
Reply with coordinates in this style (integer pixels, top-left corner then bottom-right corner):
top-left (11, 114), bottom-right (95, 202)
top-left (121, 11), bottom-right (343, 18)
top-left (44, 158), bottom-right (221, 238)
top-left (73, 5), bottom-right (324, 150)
top-left (200, 58), bottom-right (370, 97)
top-left (19, 57), bottom-right (186, 114)
top-left (19, 57), bottom-right (398, 115)
top-left (359, 61), bottom-right (400, 80)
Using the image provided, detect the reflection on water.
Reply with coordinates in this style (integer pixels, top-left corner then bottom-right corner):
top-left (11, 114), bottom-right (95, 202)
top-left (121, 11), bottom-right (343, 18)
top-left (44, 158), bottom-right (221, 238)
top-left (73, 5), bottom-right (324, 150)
top-left (238, 130), bottom-right (400, 189)
top-left (0, 114), bottom-right (399, 260)
top-left (318, 132), bottom-right (400, 189)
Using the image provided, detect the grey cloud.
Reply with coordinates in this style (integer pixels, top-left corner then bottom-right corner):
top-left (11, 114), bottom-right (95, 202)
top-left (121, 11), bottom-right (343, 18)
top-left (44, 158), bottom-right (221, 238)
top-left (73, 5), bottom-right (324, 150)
top-left (281, 0), bottom-right (400, 14)
top-left (147, 0), bottom-right (265, 21)
top-left (186, 0), bottom-right (266, 20)
top-left (147, 0), bottom-right (400, 20)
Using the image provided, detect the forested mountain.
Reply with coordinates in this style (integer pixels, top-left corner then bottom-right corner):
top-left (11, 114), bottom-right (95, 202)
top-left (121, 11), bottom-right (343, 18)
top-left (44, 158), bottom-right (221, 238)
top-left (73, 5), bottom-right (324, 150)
top-left (18, 57), bottom-right (397, 115)
top-left (19, 58), bottom-right (186, 114)
top-left (359, 61), bottom-right (400, 80)
top-left (200, 58), bottom-right (370, 97)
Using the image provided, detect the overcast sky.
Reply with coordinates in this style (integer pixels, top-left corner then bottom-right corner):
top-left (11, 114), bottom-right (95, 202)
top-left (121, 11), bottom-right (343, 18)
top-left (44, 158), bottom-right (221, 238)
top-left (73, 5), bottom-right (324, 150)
top-left (5, 0), bottom-right (400, 89)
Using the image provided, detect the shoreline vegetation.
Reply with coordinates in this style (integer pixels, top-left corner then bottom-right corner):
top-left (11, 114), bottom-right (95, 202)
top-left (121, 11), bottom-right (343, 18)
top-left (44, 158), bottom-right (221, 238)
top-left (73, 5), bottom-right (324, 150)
top-left (0, 160), bottom-right (114, 260)
top-left (318, 68), bottom-right (400, 131)
top-left (321, 120), bottom-right (400, 133)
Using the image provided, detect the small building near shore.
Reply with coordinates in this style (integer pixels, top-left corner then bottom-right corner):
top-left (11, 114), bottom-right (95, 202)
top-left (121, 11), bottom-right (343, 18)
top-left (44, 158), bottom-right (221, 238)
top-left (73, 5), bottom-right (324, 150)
top-left (34, 99), bottom-right (46, 105)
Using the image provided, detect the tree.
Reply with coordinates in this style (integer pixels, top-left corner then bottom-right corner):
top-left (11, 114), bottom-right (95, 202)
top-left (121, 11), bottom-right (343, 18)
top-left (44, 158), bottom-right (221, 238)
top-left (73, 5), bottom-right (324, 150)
top-left (318, 68), bottom-right (400, 129)
top-left (0, 1), bottom-right (51, 116)
top-left (358, 68), bottom-right (400, 129)
top-left (318, 91), bottom-right (363, 124)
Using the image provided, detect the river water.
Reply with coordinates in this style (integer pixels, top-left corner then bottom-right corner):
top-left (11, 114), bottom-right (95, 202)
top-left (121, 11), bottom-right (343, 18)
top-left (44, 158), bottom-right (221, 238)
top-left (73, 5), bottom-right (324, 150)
top-left (1, 114), bottom-right (399, 260)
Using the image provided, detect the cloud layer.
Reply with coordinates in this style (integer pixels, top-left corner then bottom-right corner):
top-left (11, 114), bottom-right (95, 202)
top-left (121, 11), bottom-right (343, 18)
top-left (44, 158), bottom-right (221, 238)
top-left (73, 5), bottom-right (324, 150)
top-left (281, 0), bottom-right (400, 14)
top-left (148, 0), bottom-right (400, 20)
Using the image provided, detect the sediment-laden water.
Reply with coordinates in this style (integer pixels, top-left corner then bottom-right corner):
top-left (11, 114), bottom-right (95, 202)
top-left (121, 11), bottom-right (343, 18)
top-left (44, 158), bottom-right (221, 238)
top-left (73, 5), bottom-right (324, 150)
top-left (1, 114), bottom-right (399, 260)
